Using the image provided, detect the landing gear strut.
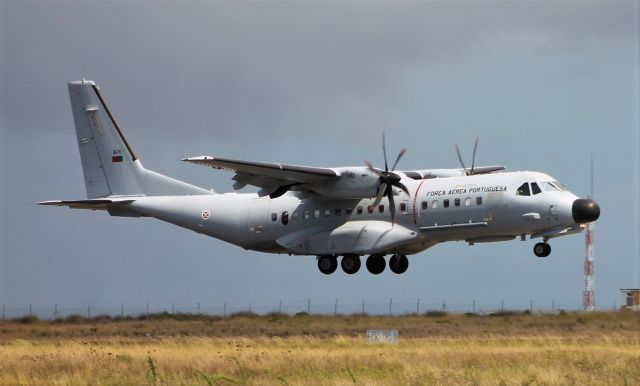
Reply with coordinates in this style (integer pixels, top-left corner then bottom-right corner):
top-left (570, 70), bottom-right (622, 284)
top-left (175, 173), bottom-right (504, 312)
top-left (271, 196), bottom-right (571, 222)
top-left (366, 254), bottom-right (386, 275)
top-left (341, 254), bottom-right (361, 274)
top-left (533, 242), bottom-right (551, 257)
top-left (389, 254), bottom-right (409, 274)
top-left (317, 255), bottom-right (338, 274)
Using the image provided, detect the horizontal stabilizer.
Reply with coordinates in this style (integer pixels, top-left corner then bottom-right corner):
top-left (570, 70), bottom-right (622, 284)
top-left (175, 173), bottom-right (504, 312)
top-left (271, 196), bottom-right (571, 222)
top-left (37, 199), bottom-right (135, 210)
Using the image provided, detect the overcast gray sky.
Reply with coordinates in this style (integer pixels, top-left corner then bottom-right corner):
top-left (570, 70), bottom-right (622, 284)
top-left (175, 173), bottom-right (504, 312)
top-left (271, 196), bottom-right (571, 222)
top-left (1, 0), bottom-right (639, 316)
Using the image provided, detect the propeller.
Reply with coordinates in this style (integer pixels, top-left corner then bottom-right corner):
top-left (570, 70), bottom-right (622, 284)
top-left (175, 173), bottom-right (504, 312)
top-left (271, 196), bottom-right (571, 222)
top-left (455, 137), bottom-right (479, 176)
top-left (365, 132), bottom-right (410, 224)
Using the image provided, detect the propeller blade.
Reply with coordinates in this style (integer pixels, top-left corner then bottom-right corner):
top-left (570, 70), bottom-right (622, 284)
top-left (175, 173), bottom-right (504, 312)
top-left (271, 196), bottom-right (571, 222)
top-left (394, 182), bottom-right (410, 196)
top-left (382, 131), bottom-right (389, 172)
top-left (371, 183), bottom-right (388, 208)
top-left (387, 188), bottom-right (396, 224)
top-left (470, 137), bottom-right (479, 175)
top-left (455, 143), bottom-right (468, 175)
top-left (390, 148), bottom-right (406, 172)
top-left (365, 160), bottom-right (383, 176)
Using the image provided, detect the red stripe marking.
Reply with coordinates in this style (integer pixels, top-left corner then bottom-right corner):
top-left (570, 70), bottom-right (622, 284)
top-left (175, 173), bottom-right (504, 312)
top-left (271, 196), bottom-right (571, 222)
top-left (413, 180), bottom-right (427, 224)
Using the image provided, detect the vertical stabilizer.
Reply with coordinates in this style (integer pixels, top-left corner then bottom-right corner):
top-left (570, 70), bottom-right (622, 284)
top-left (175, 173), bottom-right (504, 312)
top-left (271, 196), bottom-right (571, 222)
top-left (68, 80), bottom-right (211, 198)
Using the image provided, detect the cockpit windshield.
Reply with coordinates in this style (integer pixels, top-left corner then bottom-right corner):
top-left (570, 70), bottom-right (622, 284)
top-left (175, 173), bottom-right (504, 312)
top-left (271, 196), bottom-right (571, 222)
top-left (541, 181), bottom-right (565, 192)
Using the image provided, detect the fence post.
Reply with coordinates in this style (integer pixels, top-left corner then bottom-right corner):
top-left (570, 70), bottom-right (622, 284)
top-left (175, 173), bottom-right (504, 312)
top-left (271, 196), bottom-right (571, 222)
top-left (307, 299), bottom-right (310, 314)
top-left (530, 300), bottom-right (533, 313)
top-left (248, 304), bottom-right (252, 313)
top-left (223, 302), bottom-right (227, 317)
top-left (417, 298), bottom-right (420, 314)
top-left (146, 303), bottom-right (150, 316)
top-left (362, 298), bottom-right (365, 314)
top-left (552, 299), bottom-right (555, 312)
top-left (87, 303), bottom-right (91, 319)
top-left (197, 302), bottom-right (200, 314)
top-left (121, 303), bottom-right (124, 318)
top-left (29, 304), bottom-right (32, 315)
top-left (2, 304), bottom-right (4, 320)
top-left (442, 300), bottom-right (446, 312)
top-left (172, 303), bottom-right (175, 314)
top-left (472, 299), bottom-right (476, 313)
top-left (389, 298), bottom-right (392, 316)
top-left (334, 300), bottom-right (338, 316)
top-left (278, 301), bottom-right (282, 314)
top-left (500, 300), bottom-right (504, 313)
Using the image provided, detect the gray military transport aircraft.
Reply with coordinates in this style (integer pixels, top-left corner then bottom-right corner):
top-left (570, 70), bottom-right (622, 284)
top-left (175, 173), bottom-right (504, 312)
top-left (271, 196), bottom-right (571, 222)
top-left (40, 80), bottom-right (601, 275)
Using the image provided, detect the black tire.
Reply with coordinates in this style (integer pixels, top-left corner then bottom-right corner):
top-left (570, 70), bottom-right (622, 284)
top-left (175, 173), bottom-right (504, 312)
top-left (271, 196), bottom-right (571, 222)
top-left (366, 255), bottom-right (386, 275)
top-left (389, 254), bottom-right (409, 274)
top-left (317, 255), bottom-right (337, 274)
top-left (534, 243), bottom-right (547, 257)
top-left (341, 254), bottom-right (361, 274)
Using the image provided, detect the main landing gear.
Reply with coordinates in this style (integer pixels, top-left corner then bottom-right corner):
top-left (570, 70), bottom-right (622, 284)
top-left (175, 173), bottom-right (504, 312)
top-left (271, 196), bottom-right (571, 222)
top-left (317, 254), bottom-right (409, 275)
top-left (533, 242), bottom-right (551, 257)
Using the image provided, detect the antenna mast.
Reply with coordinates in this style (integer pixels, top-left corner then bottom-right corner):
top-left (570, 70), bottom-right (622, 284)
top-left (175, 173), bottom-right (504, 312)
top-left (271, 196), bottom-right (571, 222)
top-left (583, 156), bottom-right (595, 311)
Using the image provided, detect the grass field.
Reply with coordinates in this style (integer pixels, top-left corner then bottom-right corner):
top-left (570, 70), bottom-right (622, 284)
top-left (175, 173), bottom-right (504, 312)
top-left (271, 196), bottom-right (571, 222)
top-left (1, 311), bottom-right (640, 385)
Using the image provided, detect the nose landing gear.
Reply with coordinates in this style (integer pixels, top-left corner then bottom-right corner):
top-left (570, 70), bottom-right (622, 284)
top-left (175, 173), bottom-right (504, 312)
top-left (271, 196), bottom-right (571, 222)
top-left (533, 242), bottom-right (551, 257)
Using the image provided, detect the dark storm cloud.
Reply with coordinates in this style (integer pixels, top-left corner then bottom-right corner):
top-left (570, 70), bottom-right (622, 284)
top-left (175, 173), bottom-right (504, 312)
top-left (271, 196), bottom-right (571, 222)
top-left (2, 1), bottom-right (634, 143)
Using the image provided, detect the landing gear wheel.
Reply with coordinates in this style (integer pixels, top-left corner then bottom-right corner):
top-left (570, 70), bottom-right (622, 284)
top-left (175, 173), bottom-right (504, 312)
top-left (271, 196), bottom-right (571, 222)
top-left (317, 255), bottom-right (338, 274)
top-left (366, 255), bottom-right (386, 275)
top-left (341, 254), bottom-right (361, 274)
top-left (389, 254), bottom-right (409, 274)
top-left (533, 243), bottom-right (551, 257)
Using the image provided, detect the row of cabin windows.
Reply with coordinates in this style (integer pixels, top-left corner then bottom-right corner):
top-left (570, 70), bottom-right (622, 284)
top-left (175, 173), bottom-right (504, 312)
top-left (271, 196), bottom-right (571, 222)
top-left (270, 196), bottom-right (484, 225)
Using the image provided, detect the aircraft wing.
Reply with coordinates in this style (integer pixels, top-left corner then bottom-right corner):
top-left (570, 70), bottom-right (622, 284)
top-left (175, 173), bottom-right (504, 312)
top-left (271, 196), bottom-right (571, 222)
top-left (402, 165), bottom-right (505, 179)
top-left (183, 156), bottom-right (339, 196)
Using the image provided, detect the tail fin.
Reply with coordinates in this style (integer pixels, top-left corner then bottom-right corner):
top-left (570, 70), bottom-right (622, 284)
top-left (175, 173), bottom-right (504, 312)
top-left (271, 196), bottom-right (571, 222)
top-left (68, 80), bottom-right (211, 198)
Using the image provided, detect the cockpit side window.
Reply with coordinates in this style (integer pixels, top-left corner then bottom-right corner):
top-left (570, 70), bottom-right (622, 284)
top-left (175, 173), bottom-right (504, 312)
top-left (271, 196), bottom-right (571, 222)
top-left (531, 182), bottom-right (542, 195)
top-left (516, 183), bottom-right (530, 196)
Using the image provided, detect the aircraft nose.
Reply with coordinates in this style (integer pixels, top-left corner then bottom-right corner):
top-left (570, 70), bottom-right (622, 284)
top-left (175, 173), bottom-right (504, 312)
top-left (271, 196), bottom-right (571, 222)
top-left (572, 199), bottom-right (600, 223)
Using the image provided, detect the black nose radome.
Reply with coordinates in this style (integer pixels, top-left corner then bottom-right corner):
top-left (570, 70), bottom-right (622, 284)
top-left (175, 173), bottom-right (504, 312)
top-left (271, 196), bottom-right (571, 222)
top-left (572, 199), bottom-right (600, 223)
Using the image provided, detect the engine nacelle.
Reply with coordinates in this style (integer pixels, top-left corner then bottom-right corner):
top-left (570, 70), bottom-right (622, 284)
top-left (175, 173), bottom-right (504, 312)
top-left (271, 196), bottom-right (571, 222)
top-left (304, 167), bottom-right (381, 199)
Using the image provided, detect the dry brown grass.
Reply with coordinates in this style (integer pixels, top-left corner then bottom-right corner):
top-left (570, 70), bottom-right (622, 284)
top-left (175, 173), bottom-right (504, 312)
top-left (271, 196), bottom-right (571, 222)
top-left (1, 312), bottom-right (640, 385)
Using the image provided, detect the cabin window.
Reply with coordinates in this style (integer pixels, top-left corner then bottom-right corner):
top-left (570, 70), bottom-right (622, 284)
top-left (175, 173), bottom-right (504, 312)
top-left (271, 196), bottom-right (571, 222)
top-left (465, 197), bottom-right (471, 206)
top-left (281, 211), bottom-right (289, 225)
top-left (324, 209), bottom-right (331, 217)
top-left (476, 197), bottom-right (483, 205)
top-left (454, 198), bottom-right (460, 207)
top-left (400, 203), bottom-right (407, 212)
top-left (271, 213), bottom-right (278, 222)
top-left (531, 182), bottom-right (542, 195)
top-left (421, 201), bottom-right (428, 210)
top-left (368, 205), bottom-right (374, 214)
top-left (335, 208), bottom-right (342, 216)
top-left (517, 183), bottom-right (530, 196)
top-left (432, 200), bottom-right (438, 209)
top-left (303, 210), bottom-right (310, 219)
top-left (444, 199), bottom-right (450, 208)
top-left (357, 206), bottom-right (363, 215)
top-left (346, 208), bottom-right (353, 215)
top-left (378, 205), bottom-right (384, 213)
top-left (292, 211), bottom-right (299, 220)
top-left (314, 209), bottom-right (320, 218)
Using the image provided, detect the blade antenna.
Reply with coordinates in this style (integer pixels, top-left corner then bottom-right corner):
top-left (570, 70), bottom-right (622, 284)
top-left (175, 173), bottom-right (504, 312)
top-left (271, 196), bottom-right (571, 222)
top-left (470, 137), bottom-right (479, 175)
top-left (455, 143), bottom-right (468, 175)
